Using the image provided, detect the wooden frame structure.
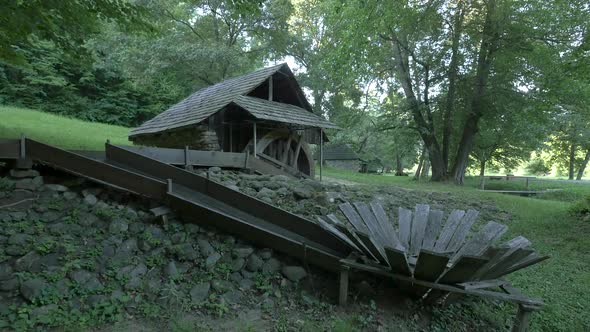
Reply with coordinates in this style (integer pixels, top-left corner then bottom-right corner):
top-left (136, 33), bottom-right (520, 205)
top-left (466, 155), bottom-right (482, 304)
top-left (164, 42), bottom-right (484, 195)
top-left (318, 202), bottom-right (548, 332)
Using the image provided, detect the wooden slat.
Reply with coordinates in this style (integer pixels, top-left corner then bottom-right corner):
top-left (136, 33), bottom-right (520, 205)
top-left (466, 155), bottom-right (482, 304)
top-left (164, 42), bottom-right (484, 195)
top-left (355, 231), bottom-right (389, 265)
top-left (498, 254), bottom-right (549, 277)
top-left (438, 255), bottom-right (490, 284)
top-left (339, 203), bottom-right (369, 233)
top-left (446, 209), bottom-right (479, 252)
top-left (354, 202), bottom-right (388, 247)
top-left (483, 248), bottom-right (535, 279)
top-left (433, 209), bottom-right (466, 253)
top-left (327, 214), bottom-right (379, 262)
top-left (409, 204), bottom-right (430, 256)
top-left (317, 217), bottom-right (361, 252)
top-left (370, 202), bottom-right (402, 250)
top-left (456, 221), bottom-right (507, 258)
top-left (398, 208), bottom-right (412, 250)
top-left (384, 246), bottom-right (411, 276)
top-left (422, 209), bottom-right (443, 251)
top-left (414, 250), bottom-right (451, 280)
top-left (473, 236), bottom-right (531, 280)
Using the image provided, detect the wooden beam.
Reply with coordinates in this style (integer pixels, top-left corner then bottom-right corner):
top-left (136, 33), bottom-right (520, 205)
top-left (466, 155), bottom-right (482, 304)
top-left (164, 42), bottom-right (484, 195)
top-left (292, 137), bottom-right (302, 167)
top-left (281, 135), bottom-right (292, 164)
top-left (340, 259), bottom-right (544, 307)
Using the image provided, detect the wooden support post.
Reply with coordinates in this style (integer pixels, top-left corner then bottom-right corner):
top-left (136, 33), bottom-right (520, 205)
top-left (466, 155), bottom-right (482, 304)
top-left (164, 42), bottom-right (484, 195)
top-left (15, 134), bottom-right (32, 169)
top-left (253, 122), bottom-right (257, 158)
top-left (229, 124), bottom-right (233, 152)
top-left (184, 146), bottom-right (190, 170)
top-left (166, 179), bottom-right (173, 193)
top-left (19, 134), bottom-right (25, 158)
top-left (339, 264), bottom-right (350, 305)
top-left (319, 128), bottom-right (323, 182)
top-left (512, 304), bottom-right (535, 332)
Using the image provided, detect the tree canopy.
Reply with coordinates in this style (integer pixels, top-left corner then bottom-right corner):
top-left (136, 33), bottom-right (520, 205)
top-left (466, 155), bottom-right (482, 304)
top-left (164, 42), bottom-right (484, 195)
top-left (1, 0), bottom-right (589, 182)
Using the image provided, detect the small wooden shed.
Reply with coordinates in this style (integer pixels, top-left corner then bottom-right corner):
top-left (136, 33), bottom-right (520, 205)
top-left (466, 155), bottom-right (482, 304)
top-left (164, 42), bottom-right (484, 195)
top-left (317, 144), bottom-right (364, 172)
top-left (129, 64), bottom-right (337, 177)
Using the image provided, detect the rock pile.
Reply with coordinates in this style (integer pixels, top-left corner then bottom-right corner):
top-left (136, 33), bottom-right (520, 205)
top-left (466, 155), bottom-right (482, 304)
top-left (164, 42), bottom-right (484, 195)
top-left (0, 169), bottom-right (309, 329)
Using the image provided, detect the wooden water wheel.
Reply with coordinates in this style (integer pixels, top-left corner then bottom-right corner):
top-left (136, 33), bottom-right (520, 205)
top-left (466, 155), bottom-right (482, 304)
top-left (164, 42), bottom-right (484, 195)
top-left (244, 129), bottom-right (315, 177)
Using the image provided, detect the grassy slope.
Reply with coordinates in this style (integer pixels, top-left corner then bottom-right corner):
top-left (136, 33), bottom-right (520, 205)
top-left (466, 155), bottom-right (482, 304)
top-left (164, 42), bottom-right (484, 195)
top-left (0, 105), bottom-right (131, 150)
top-left (324, 168), bottom-right (590, 331)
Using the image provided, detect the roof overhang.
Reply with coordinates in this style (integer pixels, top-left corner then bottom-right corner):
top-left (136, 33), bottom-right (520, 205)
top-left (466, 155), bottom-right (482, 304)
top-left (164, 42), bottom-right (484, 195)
top-left (231, 96), bottom-right (339, 130)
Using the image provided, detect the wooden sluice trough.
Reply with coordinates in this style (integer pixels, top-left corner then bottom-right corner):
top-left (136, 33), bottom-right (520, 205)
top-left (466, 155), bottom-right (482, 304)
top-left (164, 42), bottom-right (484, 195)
top-left (318, 203), bottom-right (548, 332)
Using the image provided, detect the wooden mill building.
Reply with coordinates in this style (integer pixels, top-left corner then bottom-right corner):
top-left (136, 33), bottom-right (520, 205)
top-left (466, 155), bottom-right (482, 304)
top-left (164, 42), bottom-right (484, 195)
top-left (129, 63), bottom-right (337, 177)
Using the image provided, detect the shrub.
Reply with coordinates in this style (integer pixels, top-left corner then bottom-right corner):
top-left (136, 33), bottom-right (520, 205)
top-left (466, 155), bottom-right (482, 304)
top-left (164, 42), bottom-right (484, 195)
top-left (568, 195), bottom-right (590, 221)
top-left (525, 159), bottom-right (551, 176)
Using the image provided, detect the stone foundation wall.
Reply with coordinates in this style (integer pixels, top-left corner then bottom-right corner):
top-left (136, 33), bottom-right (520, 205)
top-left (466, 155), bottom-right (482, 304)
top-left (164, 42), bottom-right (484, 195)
top-left (325, 159), bottom-right (361, 172)
top-left (132, 125), bottom-right (220, 150)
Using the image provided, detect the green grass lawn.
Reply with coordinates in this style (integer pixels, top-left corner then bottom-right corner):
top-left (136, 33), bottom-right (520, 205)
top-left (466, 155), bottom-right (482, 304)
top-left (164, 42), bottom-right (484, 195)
top-left (0, 105), bottom-right (131, 150)
top-left (323, 167), bottom-right (590, 331)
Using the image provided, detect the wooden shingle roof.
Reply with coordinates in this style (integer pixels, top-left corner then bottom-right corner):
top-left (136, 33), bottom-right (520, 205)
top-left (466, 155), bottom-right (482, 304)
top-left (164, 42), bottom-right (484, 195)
top-left (130, 63), bottom-right (335, 137)
top-left (232, 96), bottom-right (339, 129)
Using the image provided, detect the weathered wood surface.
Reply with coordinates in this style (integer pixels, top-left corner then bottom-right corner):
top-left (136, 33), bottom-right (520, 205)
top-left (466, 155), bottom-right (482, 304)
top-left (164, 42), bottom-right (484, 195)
top-left (321, 201), bottom-right (547, 306)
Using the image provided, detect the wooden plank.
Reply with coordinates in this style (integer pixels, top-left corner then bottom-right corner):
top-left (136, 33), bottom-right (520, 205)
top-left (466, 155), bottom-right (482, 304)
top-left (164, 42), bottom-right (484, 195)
top-left (438, 255), bottom-right (490, 284)
top-left (483, 248), bottom-right (536, 279)
top-left (370, 202), bottom-right (402, 250)
top-left (355, 231), bottom-right (389, 265)
top-left (473, 237), bottom-right (531, 280)
top-left (317, 217), bottom-right (361, 252)
top-left (327, 214), bottom-right (379, 262)
top-left (384, 246), bottom-right (411, 276)
top-left (446, 209), bottom-right (479, 252)
top-left (422, 209), bottom-right (443, 251)
top-left (409, 204), bottom-right (430, 256)
top-left (433, 209), bottom-right (466, 253)
top-left (457, 279), bottom-right (507, 290)
top-left (455, 221), bottom-right (508, 258)
top-left (354, 202), bottom-right (388, 247)
top-left (398, 207), bottom-right (412, 250)
top-left (414, 249), bottom-right (451, 282)
top-left (499, 254), bottom-right (549, 277)
top-left (339, 203), bottom-right (369, 233)
top-left (0, 139), bottom-right (21, 159)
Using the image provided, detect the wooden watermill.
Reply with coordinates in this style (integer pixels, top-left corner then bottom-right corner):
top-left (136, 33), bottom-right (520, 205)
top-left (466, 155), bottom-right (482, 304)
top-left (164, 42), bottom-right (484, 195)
top-left (129, 63), bottom-right (337, 179)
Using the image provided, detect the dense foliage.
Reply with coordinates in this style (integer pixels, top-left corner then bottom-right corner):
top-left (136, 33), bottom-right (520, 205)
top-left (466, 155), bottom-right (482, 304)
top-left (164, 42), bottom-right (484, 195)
top-left (1, 0), bottom-right (589, 181)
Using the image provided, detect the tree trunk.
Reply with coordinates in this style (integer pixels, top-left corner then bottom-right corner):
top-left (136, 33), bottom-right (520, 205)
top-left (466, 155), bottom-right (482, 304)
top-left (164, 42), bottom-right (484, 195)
top-left (442, 0), bottom-right (465, 168)
top-left (576, 149), bottom-right (590, 180)
top-left (421, 160), bottom-right (431, 179)
top-left (415, 148), bottom-right (425, 180)
top-left (395, 153), bottom-right (404, 176)
top-left (568, 143), bottom-right (576, 180)
top-left (450, 0), bottom-right (499, 184)
top-left (479, 160), bottom-right (486, 189)
top-left (389, 35), bottom-right (447, 181)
